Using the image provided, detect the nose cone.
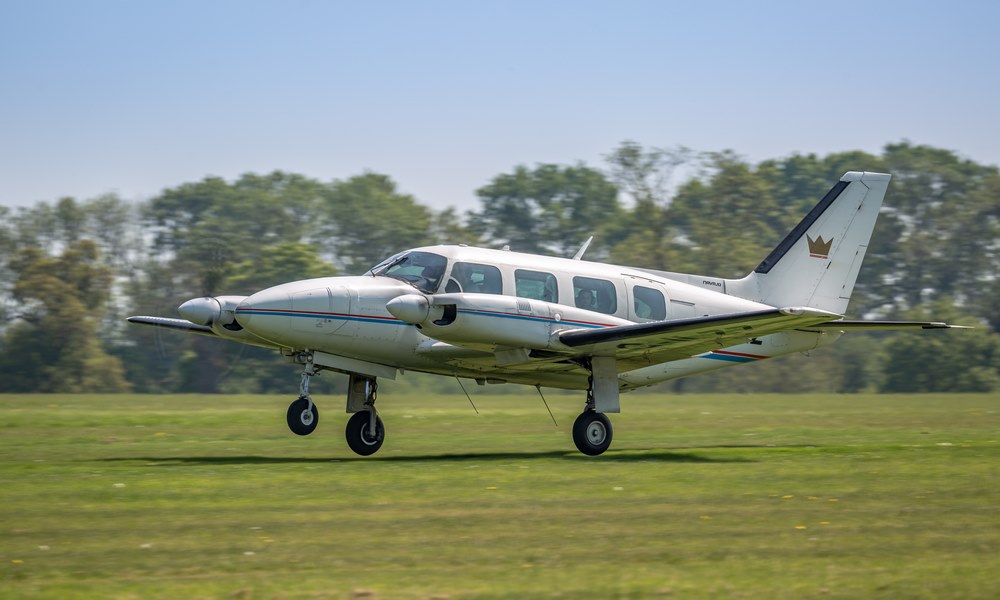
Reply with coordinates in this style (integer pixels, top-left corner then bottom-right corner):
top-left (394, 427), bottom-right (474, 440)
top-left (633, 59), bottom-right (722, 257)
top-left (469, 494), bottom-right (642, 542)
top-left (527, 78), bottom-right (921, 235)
top-left (178, 297), bottom-right (221, 326)
top-left (386, 294), bottom-right (429, 324)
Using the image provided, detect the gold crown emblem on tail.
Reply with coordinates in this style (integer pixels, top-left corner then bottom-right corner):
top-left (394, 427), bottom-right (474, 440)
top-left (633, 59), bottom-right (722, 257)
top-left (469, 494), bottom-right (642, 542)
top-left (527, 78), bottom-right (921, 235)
top-left (807, 234), bottom-right (833, 259)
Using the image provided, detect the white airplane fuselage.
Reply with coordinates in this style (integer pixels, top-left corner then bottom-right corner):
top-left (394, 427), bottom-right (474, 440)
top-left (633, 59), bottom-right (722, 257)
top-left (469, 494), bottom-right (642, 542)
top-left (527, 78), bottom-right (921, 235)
top-left (217, 245), bottom-right (834, 391)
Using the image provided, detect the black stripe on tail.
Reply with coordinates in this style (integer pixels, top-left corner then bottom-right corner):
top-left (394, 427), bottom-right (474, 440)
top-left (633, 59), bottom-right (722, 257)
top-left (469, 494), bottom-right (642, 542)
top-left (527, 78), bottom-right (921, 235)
top-left (754, 180), bottom-right (850, 274)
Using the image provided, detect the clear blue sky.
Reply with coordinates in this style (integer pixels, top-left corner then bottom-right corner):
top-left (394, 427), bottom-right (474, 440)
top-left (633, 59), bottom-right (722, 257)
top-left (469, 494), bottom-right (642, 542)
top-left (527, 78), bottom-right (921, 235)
top-left (2, 0), bottom-right (998, 210)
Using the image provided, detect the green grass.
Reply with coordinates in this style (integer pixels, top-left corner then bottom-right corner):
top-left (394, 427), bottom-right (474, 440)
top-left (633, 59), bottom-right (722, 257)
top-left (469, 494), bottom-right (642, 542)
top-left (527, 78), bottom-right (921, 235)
top-left (0, 392), bottom-right (997, 599)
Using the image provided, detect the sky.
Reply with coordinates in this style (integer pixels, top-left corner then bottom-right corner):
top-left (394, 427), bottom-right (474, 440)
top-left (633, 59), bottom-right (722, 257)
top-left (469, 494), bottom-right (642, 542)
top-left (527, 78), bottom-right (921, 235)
top-left (1, 0), bottom-right (998, 211)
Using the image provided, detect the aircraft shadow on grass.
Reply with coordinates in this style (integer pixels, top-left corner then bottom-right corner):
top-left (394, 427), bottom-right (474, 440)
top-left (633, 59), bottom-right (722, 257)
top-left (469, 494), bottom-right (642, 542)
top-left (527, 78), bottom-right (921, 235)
top-left (100, 448), bottom-right (758, 466)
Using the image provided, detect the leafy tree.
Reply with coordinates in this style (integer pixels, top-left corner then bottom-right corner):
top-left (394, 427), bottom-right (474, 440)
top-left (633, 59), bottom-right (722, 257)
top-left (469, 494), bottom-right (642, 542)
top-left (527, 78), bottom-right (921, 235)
top-left (874, 143), bottom-right (999, 315)
top-left (0, 241), bottom-right (129, 392)
top-left (145, 171), bottom-right (326, 295)
top-left (54, 197), bottom-right (86, 243)
top-left (471, 163), bottom-right (621, 257)
top-left (429, 207), bottom-right (481, 247)
top-left (0, 207), bottom-right (14, 325)
top-left (82, 193), bottom-right (140, 270)
top-left (880, 300), bottom-right (998, 392)
top-left (652, 152), bottom-right (783, 276)
top-left (319, 172), bottom-right (434, 273)
top-left (222, 241), bottom-right (335, 295)
top-left (604, 141), bottom-right (695, 269)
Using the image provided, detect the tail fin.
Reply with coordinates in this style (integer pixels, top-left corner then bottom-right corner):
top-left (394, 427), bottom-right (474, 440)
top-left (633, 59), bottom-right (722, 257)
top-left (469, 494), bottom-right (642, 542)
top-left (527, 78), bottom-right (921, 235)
top-left (730, 171), bottom-right (891, 314)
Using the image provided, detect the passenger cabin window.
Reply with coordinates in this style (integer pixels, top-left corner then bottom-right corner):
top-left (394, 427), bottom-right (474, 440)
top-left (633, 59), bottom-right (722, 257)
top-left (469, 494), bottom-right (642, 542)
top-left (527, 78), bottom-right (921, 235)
top-left (450, 262), bottom-right (503, 295)
top-left (573, 276), bottom-right (618, 315)
top-left (633, 285), bottom-right (667, 321)
top-left (367, 251), bottom-right (447, 294)
top-left (515, 270), bottom-right (558, 303)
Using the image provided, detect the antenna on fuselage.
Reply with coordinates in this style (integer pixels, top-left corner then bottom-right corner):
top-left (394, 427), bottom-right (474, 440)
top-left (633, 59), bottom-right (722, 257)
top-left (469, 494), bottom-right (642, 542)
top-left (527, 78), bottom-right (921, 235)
top-left (535, 384), bottom-right (558, 427)
top-left (572, 236), bottom-right (594, 260)
top-left (454, 376), bottom-right (479, 414)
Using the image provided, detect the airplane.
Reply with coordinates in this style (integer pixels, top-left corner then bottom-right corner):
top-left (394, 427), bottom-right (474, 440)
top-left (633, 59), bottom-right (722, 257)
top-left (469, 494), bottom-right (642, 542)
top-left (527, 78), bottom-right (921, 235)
top-left (128, 171), bottom-right (963, 456)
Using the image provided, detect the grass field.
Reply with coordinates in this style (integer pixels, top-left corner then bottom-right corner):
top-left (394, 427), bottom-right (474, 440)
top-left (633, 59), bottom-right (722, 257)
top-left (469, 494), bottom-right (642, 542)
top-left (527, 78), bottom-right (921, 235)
top-left (0, 392), bottom-right (997, 599)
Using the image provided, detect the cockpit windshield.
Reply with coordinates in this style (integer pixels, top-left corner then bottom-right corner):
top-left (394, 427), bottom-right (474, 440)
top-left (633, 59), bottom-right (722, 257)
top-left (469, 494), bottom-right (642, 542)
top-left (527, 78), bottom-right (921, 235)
top-left (366, 251), bottom-right (448, 294)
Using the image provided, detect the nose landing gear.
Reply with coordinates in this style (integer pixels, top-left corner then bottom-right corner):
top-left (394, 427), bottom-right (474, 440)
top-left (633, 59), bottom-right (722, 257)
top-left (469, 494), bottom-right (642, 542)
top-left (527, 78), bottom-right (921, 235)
top-left (284, 354), bottom-right (386, 456)
top-left (287, 357), bottom-right (319, 436)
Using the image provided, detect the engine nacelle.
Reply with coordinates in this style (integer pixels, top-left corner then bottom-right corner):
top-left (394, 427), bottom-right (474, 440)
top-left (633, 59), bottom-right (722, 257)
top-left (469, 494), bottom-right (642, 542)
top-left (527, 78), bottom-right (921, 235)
top-left (387, 292), bottom-right (629, 351)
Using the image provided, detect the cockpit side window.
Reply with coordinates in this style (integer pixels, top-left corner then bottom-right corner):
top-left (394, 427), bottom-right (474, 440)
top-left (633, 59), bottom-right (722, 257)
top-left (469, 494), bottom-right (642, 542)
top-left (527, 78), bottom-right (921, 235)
top-left (573, 276), bottom-right (618, 315)
top-left (368, 251), bottom-right (447, 294)
top-left (633, 285), bottom-right (667, 321)
top-left (450, 262), bottom-right (503, 295)
top-left (515, 270), bottom-right (558, 303)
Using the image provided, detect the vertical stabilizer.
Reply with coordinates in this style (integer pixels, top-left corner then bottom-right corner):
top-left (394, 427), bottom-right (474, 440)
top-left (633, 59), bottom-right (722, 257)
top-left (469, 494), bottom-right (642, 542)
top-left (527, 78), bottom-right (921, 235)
top-left (730, 171), bottom-right (891, 314)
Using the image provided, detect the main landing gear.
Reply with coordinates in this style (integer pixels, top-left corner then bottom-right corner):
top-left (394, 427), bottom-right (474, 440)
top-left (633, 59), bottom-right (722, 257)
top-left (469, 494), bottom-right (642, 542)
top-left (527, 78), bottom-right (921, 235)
top-left (570, 357), bottom-right (617, 456)
top-left (286, 354), bottom-right (385, 456)
top-left (285, 352), bottom-right (618, 457)
top-left (573, 410), bottom-right (613, 456)
top-left (344, 376), bottom-right (384, 456)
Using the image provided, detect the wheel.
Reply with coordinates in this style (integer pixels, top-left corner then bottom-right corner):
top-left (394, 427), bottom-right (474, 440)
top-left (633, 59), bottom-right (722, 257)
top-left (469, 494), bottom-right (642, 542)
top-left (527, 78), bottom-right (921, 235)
top-left (345, 411), bottom-right (385, 456)
top-left (287, 396), bottom-right (319, 436)
top-left (572, 410), bottom-right (613, 456)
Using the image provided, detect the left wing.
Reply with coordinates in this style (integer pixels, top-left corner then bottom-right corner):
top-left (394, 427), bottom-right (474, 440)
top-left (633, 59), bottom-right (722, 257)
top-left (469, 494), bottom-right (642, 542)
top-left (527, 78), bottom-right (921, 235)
top-left (555, 307), bottom-right (841, 368)
top-left (127, 316), bottom-right (217, 337)
top-left (127, 316), bottom-right (283, 349)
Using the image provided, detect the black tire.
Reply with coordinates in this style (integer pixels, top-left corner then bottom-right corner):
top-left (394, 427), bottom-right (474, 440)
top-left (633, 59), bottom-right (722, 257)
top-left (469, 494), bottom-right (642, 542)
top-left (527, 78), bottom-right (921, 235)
top-left (572, 410), bottom-right (613, 456)
top-left (287, 396), bottom-right (319, 436)
top-left (345, 411), bottom-right (385, 456)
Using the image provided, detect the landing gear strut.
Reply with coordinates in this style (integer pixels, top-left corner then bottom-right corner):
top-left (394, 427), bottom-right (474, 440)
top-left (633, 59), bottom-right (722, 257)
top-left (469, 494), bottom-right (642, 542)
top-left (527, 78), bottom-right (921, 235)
top-left (287, 355), bottom-right (319, 436)
top-left (344, 375), bottom-right (385, 456)
top-left (571, 358), bottom-right (616, 456)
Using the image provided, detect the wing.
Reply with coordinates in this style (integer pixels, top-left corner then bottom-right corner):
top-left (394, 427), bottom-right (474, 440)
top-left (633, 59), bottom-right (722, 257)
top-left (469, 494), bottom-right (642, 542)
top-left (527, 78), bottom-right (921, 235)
top-left (555, 307), bottom-right (842, 369)
top-left (127, 316), bottom-right (217, 336)
top-left (127, 315), bottom-right (283, 350)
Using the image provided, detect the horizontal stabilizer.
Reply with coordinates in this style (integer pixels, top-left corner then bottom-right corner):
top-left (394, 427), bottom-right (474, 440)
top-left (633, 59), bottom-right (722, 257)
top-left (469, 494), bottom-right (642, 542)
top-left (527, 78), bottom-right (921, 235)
top-left (804, 320), bottom-right (970, 331)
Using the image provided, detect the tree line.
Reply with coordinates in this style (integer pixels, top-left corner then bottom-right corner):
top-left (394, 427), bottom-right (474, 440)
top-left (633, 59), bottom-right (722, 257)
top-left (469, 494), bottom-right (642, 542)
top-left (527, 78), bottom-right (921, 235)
top-left (1, 141), bottom-right (997, 394)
